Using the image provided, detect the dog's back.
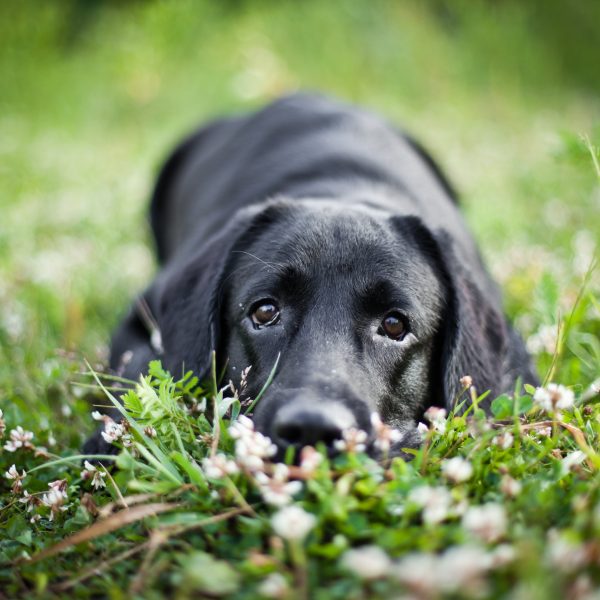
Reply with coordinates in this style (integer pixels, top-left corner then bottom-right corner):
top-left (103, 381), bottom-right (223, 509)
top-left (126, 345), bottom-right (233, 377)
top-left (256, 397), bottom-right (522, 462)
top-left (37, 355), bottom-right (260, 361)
top-left (151, 94), bottom-right (467, 265)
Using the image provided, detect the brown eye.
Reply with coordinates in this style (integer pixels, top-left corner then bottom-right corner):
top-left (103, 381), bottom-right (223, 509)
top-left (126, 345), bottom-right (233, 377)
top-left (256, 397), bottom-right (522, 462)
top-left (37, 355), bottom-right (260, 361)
top-left (251, 301), bottom-right (280, 328)
top-left (379, 312), bottom-right (407, 341)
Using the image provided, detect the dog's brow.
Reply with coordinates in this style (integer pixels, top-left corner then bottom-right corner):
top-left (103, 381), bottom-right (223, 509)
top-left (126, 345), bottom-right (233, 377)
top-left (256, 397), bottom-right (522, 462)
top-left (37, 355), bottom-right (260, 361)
top-left (359, 279), bottom-right (411, 311)
top-left (232, 250), bottom-right (286, 273)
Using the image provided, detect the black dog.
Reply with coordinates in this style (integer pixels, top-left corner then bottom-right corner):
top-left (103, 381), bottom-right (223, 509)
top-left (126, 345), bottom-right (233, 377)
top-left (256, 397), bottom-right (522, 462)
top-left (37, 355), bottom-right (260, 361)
top-left (86, 93), bottom-right (537, 457)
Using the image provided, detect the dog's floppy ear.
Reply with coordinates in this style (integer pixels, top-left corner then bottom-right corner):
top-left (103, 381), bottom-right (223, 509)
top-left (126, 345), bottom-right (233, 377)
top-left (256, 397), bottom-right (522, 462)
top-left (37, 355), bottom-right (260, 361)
top-left (397, 216), bottom-right (511, 411)
top-left (110, 202), bottom-right (285, 382)
top-left (433, 229), bottom-right (510, 411)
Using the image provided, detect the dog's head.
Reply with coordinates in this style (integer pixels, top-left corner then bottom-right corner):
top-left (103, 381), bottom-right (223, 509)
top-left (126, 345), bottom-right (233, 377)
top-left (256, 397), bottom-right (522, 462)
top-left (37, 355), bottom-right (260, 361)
top-left (120, 197), bottom-right (513, 458)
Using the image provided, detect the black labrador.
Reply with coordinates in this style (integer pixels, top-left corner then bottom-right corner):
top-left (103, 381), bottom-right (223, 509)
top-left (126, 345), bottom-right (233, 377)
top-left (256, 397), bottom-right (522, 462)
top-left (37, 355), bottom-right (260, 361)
top-left (85, 93), bottom-right (537, 458)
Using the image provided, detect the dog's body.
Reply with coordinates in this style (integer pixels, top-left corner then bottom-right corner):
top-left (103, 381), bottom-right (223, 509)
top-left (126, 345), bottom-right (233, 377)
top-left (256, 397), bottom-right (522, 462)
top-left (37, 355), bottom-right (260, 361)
top-left (87, 93), bottom-right (537, 457)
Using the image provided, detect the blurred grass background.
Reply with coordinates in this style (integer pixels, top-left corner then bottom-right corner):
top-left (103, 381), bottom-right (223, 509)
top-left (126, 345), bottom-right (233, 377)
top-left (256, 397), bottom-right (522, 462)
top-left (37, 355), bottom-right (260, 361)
top-left (0, 0), bottom-right (598, 444)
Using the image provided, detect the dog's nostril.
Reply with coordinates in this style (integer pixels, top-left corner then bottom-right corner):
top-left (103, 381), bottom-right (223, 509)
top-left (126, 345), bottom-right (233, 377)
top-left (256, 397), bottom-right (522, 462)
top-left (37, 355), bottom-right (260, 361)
top-left (274, 409), bottom-right (346, 449)
top-left (277, 423), bottom-right (303, 445)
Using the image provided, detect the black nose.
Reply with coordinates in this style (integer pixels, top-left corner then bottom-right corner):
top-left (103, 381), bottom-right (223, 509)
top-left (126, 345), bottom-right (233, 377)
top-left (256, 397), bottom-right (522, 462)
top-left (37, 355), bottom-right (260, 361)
top-left (273, 402), bottom-right (356, 450)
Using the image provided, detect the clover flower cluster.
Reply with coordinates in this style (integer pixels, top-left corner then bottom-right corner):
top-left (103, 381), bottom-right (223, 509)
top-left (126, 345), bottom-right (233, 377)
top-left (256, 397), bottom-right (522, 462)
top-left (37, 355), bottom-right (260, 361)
top-left (256, 464), bottom-right (303, 507)
top-left (298, 445), bottom-right (323, 475)
top-left (422, 406), bottom-right (447, 434)
top-left (335, 540), bottom-right (516, 596)
top-left (201, 415), bottom-right (304, 507)
top-left (228, 414), bottom-right (277, 472)
top-left (333, 427), bottom-right (368, 453)
top-left (390, 543), bottom-right (514, 597)
top-left (462, 503), bottom-right (507, 543)
top-left (80, 461), bottom-right (107, 490)
top-left (92, 411), bottom-right (133, 447)
top-left (271, 505), bottom-right (316, 541)
top-left (407, 479), bottom-right (509, 540)
top-left (202, 453), bottom-right (239, 479)
top-left (533, 383), bottom-right (575, 413)
top-left (4, 426), bottom-right (35, 452)
top-left (441, 456), bottom-right (473, 483)
top-left (19, 490), bottom-right (42, 521)
top-left (408, 485), bottom-right (455, 525)
top-left (41, 480), bottom-right (69, 522)
top-left (370, 413), bottom-right (403, 453)
top-left (257, 572), bottom-right (289, 599)
top-left (546, 529), bottom-right (591, 574)
top-left (492, 431), bottom-right (514, 450)
top-left (527, 324), bottom-right (558, 355)
top-left (5, 464), bottom-right (26, 493)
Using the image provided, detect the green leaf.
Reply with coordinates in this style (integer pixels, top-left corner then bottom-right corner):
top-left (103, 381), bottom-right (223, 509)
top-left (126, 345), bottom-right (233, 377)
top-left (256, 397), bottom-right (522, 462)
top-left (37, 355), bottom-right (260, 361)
top-left (178, 551), bottom-right (241, 596)
top-left (491, 394), bottom-right (513, 418)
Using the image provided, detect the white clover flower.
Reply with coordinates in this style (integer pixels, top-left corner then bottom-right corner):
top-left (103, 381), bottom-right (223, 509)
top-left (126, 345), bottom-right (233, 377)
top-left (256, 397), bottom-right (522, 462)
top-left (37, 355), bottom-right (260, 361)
top-left (340, 545), bottom-right (392, 580)
top-left (561, 450), bottom-right (587, 475)
top-left (500, 475), bottom-right (522, 497)
top-left (391, 545), bottom-right (491, 597)
top-left (19, 490), bottom-right (39, 512)
top-left (489, 544), bottom-right (516, 568)
top-left (41, 480), bottom-right (69, 521)
top-left (100, 419), bottom-right (126, 444)
top-left (416, 422), bottom-right (429, 439)
top-left (408, 485), bottom-right (452, 525)
top-left (271, 505), bottom-right (316, 541)
top-left (535, 425), bottom-right (553, 438)
top-left (370, 413), bottom-right (403, 453)
top-left (91, 410), bottom-right (105, 421)
top-left (492, 431), bottom-right (514, 450)
top-left (462, 503), bottom-right (507, 543)
top-left (235, 434), bottom-right (277, 472)
top-left (423, 406), bottom-right (447, 434)
top-left (5, 464), bottom-right (26, 493)
top-left (299, 446), bottom-right (323, 475)
top-left (202, 453), bottom-right (240, 479)
top-left (255, 464), bottom-right (302, 507)
top-left (434, 545), bottom-right (491, 594)
top-left (3, 426), bottom-right (34, 452)
top-left (236, 450), bottom-right (267, 472)
top-left (441, 457), bottom-right (473, 483)
top-left (533, 383), bottom-right (575, 413)
top-left (80, 461), bottom-right (107, 490)
top-left (229, 415), bottom-right (276, 472)
top-left (5, 464), bottom-right (25, 480)
top-left (390, 552), bottom-right (439, 597)
top-left (48, 479), bottom-right (68, 493)
top-left (526, 324), bottom-right (558, 355)
top-left (546, 530), bottom-right (588, 573)
top-left (0, 408), bottom-right (5, 437)
top-left (333, 427), bottom-right (368, 453)
top-left (188, 397), bottom-right (207, 415)
top-left (257, 573), bottom-right (288, 598)
top-left (460, 375), bottom-right (473, 388)
top-left (228, 414), bottom-right (255, 439)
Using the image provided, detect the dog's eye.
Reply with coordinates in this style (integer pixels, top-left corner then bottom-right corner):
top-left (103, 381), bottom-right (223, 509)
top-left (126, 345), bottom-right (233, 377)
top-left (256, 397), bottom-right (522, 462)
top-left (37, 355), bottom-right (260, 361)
top-left (250, 301), bottom-right (280, 328)
top-left (378, 311), bottom-right (407, 341)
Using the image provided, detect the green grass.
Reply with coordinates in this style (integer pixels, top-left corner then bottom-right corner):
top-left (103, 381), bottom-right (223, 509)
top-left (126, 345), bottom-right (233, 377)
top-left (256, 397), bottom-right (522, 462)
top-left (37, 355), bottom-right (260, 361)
top-left (1, 1), bottom-right (599, 597)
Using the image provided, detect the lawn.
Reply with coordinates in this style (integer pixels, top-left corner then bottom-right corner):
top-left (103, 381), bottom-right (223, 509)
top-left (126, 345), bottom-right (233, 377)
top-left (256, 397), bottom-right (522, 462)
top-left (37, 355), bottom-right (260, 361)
top-left (0, 1), bottom-right (599, 598)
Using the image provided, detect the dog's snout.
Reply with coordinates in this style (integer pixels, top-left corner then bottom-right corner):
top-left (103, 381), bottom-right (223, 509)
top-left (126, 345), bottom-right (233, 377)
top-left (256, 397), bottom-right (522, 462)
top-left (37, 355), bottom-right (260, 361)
top-left (273, 402), bottom-right (356, 451)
